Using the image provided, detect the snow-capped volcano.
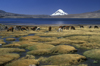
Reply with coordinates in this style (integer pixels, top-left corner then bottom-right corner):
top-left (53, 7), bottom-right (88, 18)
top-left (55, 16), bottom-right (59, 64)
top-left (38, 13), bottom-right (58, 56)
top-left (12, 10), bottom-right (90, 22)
top-left (51, 9), bottom-right (68, 16)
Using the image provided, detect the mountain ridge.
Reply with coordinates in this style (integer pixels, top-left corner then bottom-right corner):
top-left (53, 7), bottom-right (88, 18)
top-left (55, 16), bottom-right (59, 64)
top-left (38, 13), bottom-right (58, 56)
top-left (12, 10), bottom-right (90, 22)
top-left (0, 10), bottom-right (100, 18)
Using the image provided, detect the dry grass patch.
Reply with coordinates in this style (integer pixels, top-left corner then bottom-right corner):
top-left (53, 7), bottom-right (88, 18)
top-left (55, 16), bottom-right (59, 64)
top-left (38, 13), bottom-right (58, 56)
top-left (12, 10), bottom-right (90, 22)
top-left (83, 49), bottom-right (100, 60)
top-left (45, 38), bottom-right (85, 46)
top-left (0, 39), bottom-right (6, 45)
top-left (0, 53), bottom-right (20, 65)
top-left (65, 35), bottom-right (100, 43)
top-left (19, 36), bottom-right (40, 41)
top-left (20, 36), bottom-right (57, 42)
top-left (45, 41), bottom-right (61, 45)
top-left (6, 38), bottom-right (16, 41)
top-left (27, 44), bottom-right (55, 50)
top-left (21, 55), bottom-right (35, 59)
top-left (0, 30), bottom-right (29, 38)
top-left (6, 59), bottom-right (39, 66)
top-left (0, 48), bottom-right (25, 53)
top-left (2, 44), bottom-right (21, 47)
top-left (35, 32), bottom-right (66, 37)
top-left (27, 49), bottom-right (50, 55)
top-left (50, 45), bottom-right (77, 54)
top-left (73, 43), bottom-right (100, 49)
top-left (2, 41), bottom-right (44, 48)
top-left (27, 45), bottom-right (77, 55)
top-left (57, 38), bottom-right (85, 44)
top-left (37, 37), bottom-right (57, 42)
top-left (41, 64), bottom-right (88, 66)
top-left (39, 54), bottom-right (86, 65)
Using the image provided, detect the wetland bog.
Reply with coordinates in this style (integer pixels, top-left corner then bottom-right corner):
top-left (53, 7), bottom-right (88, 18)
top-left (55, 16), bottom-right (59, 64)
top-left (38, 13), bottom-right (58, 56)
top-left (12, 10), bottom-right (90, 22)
top-left (0, 25), bottom-right (100, 66)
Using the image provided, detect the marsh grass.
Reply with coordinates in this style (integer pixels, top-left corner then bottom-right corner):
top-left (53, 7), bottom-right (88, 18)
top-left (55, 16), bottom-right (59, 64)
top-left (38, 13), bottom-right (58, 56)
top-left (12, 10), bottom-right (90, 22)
top-left (0, 53), bottom-right (20, 65)
top-left (39, 54), bottom-right (86, 65)
top-left (83, 49), bottom-right (100, 60)
top-left (19, 44), bottom-right (28, 49)
top-left (0, 48), bottom-right (25, 53)
top-left (6, 59), bottom-right (38, 66)
top-left (0, 39), bottom-right (6, 45)
top-left (27, 49), bottom-right (50, 55)
top-left (41, 64), bottom-right (88, 66)
top-left (1, 25), bottom-right (100, 66)
top-left (50, 45), bottom-right (77, 54)
top-left (19, 36), bottom-right (40, 41)
top-left (2, 41), bottom-right (44, 48)
top-left (27, 45), bottom-right (77, 55)
top-left (27, 44), bottom-right (54, 50)
top-left (19, 35), bottom-right (57, 42)
top-left (6, 38), bottom-right (16, 41)
top-left (2, 44), bottom-right (21, 47)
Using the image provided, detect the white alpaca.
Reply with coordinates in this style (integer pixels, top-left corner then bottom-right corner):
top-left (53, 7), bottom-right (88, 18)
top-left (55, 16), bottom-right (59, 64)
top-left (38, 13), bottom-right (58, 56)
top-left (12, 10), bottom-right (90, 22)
top-left (58, 28), bottom-right (63, 32)
top-left (36, 27), bottom-right (40, 31)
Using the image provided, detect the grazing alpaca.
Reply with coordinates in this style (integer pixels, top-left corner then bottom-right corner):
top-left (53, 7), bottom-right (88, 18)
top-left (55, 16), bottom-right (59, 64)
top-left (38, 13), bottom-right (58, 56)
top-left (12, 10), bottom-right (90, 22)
top-left (49, 26), bottom-right (51, 31)
top-left (64, 26), bottom-right (70, 30)
top-left (89, 26), bottom-right (92, 28)
top-left (58, 26), bottom-right (63, 32)
top-left (94, 26), bottom-right (99, 28)
top-left (26, 26), bottom-right (29, 30)
top-left (31, 26), bottom-right (37, 31)
top-left (21, 27), bottom-right (26, 31)
top-left (71, 26), bottom-right (75, 30)
top-left (36, 27), bottom-right (40, 31)
top-left (80, 26), bottom-right (84, 28)
top-left (7, 27), bottom-right (14, 32)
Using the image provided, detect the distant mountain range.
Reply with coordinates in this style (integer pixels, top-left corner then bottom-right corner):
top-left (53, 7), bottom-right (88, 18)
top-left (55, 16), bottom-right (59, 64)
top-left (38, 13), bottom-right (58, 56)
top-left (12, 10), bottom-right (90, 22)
top-left (0, 10), bottom-right (100, 18)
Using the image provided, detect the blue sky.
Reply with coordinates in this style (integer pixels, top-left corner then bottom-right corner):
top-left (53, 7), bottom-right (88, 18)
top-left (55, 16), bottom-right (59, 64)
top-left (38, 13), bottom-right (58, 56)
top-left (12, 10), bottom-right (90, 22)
top-left (0, 0), bottom-right (100, 15)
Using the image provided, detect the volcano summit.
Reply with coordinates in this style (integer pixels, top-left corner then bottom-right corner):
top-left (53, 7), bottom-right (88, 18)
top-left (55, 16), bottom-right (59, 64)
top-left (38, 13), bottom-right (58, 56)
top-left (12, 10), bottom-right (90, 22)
top-left (51, 9), bottom-right (68, 16)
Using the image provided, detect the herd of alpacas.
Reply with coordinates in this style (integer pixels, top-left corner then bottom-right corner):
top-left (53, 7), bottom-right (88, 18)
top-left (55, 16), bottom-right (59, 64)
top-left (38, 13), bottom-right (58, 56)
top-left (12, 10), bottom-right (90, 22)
top-left (0, 25), bottom-right (99, 32)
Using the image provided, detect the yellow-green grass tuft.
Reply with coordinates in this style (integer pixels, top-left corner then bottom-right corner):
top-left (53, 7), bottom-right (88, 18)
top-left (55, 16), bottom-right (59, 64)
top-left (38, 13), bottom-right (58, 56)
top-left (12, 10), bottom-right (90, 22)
top-left (6, 38), bottom-right (16, 41)
top-left (21, 55), bottom-right (35, 59)
top-left (19, 36), bottom-right (40, 41)
top-left (73, 43), bottom-right (100, 50)
top-left (39, 54), bottom-right (87, 65)
top-left (2, 44), bottom-right (21, 47)
top-left (41, 64), bottom-right (88, 66)
top-left (50, 45), bottom-right (77, 54)
top-left (0, 39), bottom-right (6, 45)
top-left (6, 59), bottom-right (39, 66)
top-left (0, 53), bottom-right (20, 65)
top-left (27, 44), bottom-right (54, 50)
top-left (2, 41), bottom-right (44, 48)
top-left (27, 49), bottom-right (50, 55)
top-left (83, 49), bottom-right (100, 60)
top-left (0, 48), bottom-right (25, 53)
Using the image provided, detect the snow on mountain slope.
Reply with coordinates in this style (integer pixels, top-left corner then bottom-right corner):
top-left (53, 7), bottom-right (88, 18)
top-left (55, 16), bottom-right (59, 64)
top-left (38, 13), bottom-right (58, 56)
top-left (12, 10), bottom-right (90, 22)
top-left (51, 9), bottom-right (68, 16)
